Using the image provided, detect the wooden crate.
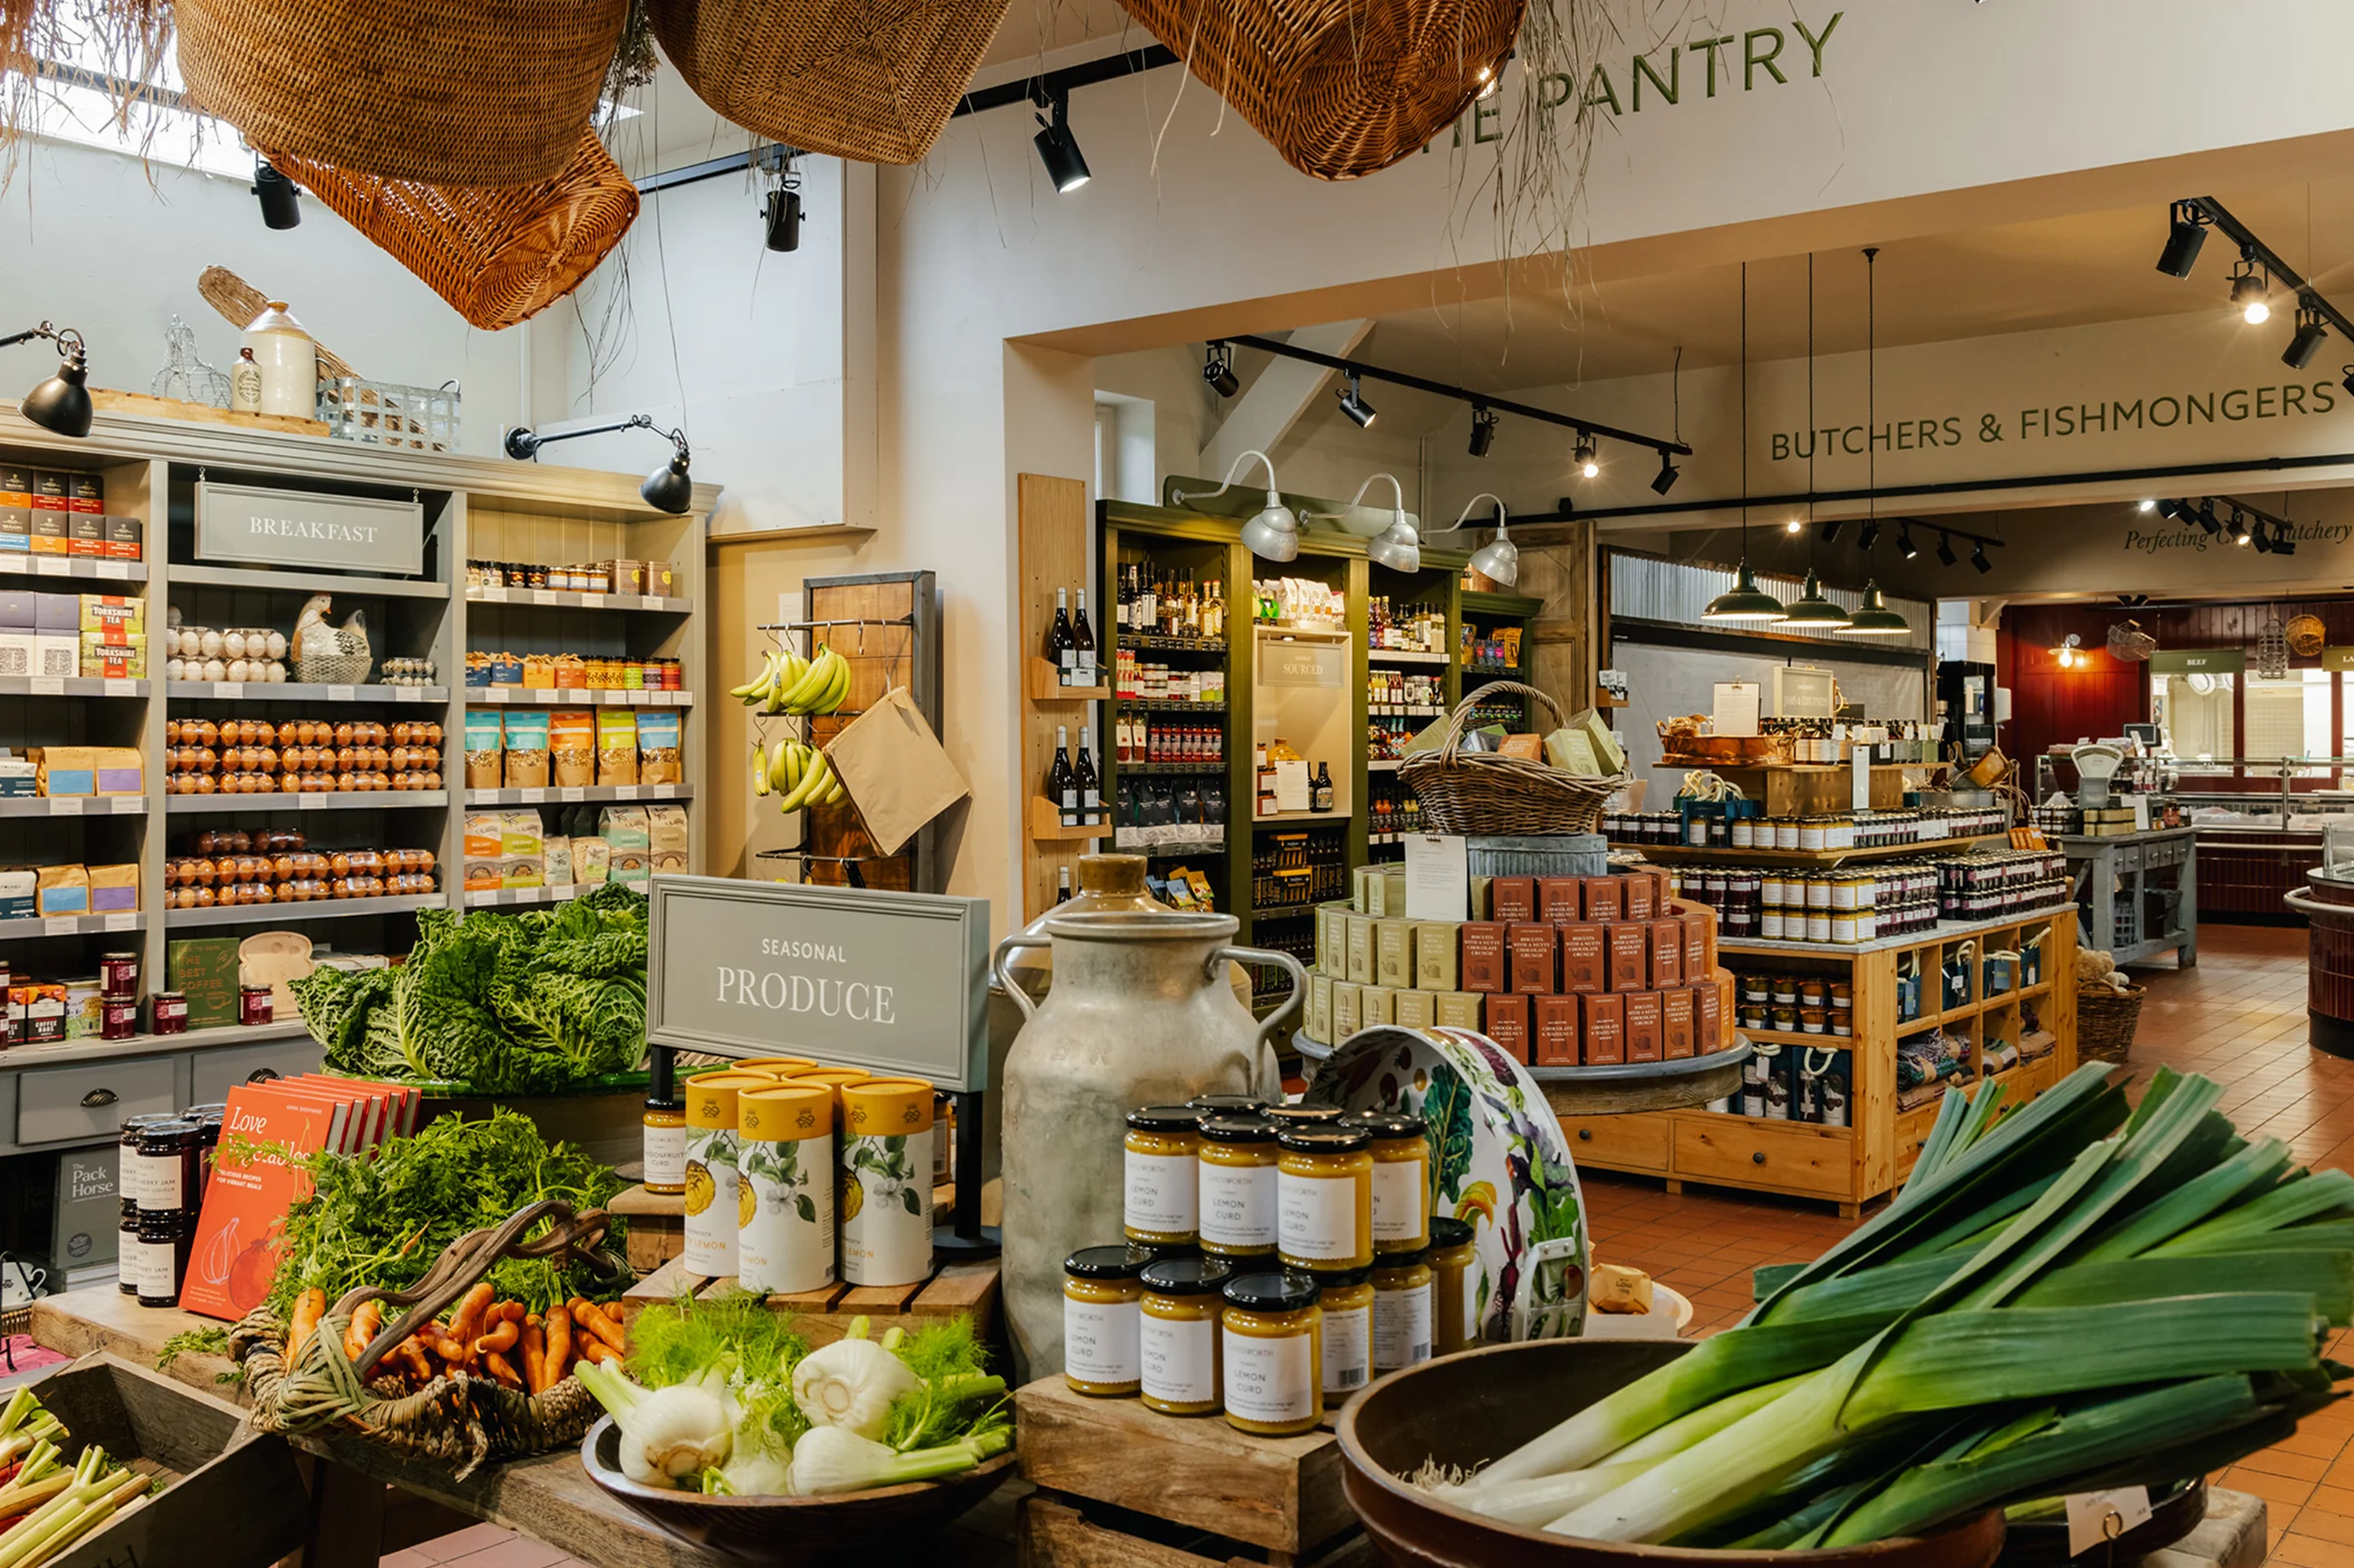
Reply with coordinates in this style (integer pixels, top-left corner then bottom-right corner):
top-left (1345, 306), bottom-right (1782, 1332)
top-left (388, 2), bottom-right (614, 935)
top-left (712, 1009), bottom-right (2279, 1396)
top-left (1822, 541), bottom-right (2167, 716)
top-left (1016, 1376), bottom-right (1362, 1566)
top-left (620, 1254), bottom-right (998, 1348)
top-left (1711, 762), bottom-right (1908, 815)
top-left (606, 1183), bottom-right (685, 1274)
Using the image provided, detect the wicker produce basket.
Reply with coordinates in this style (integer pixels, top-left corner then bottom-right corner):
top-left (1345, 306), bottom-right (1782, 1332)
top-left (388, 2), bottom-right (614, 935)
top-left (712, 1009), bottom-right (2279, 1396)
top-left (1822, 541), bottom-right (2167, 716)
top-left (2076, 980), bottom-right (2145, 1065)
top-left (1400, 682), bottom-right (1627, 836)
top-left (229, 1199), bottom-right (628, 1478)
top-left (290, 652), bottom-right (372, 686)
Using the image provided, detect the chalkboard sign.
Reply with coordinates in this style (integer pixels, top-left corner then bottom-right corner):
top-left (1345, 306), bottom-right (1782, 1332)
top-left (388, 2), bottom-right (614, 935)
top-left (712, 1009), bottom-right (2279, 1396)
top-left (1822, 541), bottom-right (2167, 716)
top-left (644, 875), bottom-right (992, 1092)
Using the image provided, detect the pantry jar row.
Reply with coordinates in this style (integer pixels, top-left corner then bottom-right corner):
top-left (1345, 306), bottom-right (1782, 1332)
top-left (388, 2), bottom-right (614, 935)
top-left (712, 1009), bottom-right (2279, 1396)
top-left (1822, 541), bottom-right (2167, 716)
top-left (1733, 972), bottom-right (1857, 1037)
top-left (1607, 805), bottom-right (2009, 852)
top-left (1663, 864), bottom-right (1943, 943)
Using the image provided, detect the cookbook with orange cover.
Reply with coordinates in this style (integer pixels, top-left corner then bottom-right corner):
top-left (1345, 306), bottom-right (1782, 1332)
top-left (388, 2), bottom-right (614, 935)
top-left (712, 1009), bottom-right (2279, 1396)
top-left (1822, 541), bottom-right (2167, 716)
top-left (179, 1084), bottom-right (342, 1322)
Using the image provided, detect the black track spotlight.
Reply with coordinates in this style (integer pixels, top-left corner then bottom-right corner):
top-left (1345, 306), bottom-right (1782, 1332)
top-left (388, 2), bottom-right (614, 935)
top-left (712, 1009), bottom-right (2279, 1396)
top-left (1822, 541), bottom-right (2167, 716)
top-left (1573, 432), bottom-right (1599, 479)
top-left (2196, 501), bottom-right (2224, 536)
top-left (1971, 540), bottom-right (1992, 575)
top-left (1935, 532), bottom-right (1959, 568)
top-left (2287, 300), bottom-right (2329, 370)
top-left (2342, 365), bottom-right (2354, 400)
top-left (2157, 497), bottom-right (2189, 525)
top-left (1857, 520), bottom-right (1880, 551)
top-left (1338, 372), bottom-right (1377, 429)
top-left (2253, 521), bottom-right (2276, 554)
top-left (2, 321), bottom-right (92, 437)
top-left (2277, 526), bottom-right (2298, 556)
top-left (1203, 342), bottom-right (1240, 398)
top-left (1032, 90), bottom-right (1090, 193)
top-left (762, 186), bottom-right (802, 252)
top-left (1898, 524), bottom-right (1919, 560)
top-left (2230, 255), bottom-right (2272, 324)
top-left (1817, 518), bottom-right (1845, 543)
top-left (1650, 452), bottom-right (1679, 495)
top-left (2232, 508), bottom-right (2253, 546)
top-left (2157, 203), bottom-right (2208, 278)
top-left (253, 155), bottom-right (301, 229)
top-left (1467, 404), bottom-right (1498, 457)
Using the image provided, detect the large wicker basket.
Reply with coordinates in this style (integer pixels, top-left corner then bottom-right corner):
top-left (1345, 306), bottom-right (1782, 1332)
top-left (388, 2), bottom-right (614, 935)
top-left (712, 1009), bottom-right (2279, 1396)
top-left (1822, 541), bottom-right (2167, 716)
top-left (176, 0), bottom-right (628, 186)
top-left (1116, 0), bottom-right (1525, 180)
top-left (263, 131), bottom-right (640, 330)
top-left (1399, 682), bottom-right (1627, 836)
top-left (649, 0), bottom-right (1012, 165)
top-left (229, 1199), bottom-right (628, 1478)
top-left (2076, 980), bottom-right (2145, 1065)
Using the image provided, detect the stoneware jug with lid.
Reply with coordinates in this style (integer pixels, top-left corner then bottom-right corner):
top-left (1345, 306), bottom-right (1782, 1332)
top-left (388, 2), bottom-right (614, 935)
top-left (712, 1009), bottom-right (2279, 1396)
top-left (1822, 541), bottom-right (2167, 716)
top-left (993, 908), bottom-right (1303, 1381)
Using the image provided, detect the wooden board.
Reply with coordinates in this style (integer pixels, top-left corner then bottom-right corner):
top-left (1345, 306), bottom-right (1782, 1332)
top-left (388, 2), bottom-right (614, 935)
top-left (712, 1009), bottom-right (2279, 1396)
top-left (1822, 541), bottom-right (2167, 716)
top-left (1021, 1493), bottom-right (1378, 1568)
top-left (1019, 472), bottom-right (1094, 922)
top-left (91, 388), bottom-right (331, 437)
top-left (606, 1183), bottom-right (686, 1274)
top-left (619, 1254), bottom-right (998, 1348)
top-left (1014, 1375), bottom-right (1356, 1556)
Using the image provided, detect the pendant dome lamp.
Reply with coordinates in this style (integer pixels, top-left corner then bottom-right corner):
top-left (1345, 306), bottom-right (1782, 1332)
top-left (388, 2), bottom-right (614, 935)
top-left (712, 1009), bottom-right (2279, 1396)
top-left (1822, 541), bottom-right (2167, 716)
top-left (1704, 261), bottom-right (1785, 624)
top-left (1170, 448), bottom-right (1300, 562)
top-left (1836, 582), bottom-right (1913, 636)
top-left (1779, 570), bottom-right (1852, 629)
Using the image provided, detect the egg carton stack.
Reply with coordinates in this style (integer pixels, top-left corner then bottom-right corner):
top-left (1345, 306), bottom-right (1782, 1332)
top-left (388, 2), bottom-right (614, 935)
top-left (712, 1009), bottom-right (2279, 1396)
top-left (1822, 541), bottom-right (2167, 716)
top-left (163, 835), bottom-right (439, 907)
top-left (163, 716), bottom-right (447, 793)
top-left (165, 623), bottom-right (288, 684)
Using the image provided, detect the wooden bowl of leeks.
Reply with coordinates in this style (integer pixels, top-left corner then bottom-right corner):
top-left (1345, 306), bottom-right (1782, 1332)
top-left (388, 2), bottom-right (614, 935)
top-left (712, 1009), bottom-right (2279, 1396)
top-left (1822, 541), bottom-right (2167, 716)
top-left (1334, 1340), bottom-right (2004, 1568)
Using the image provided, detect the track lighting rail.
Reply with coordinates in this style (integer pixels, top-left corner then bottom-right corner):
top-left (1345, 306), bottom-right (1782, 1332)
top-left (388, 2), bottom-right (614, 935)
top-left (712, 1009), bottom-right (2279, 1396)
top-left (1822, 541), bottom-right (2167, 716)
top-left (2161, 196), bottom-right (2354, 360)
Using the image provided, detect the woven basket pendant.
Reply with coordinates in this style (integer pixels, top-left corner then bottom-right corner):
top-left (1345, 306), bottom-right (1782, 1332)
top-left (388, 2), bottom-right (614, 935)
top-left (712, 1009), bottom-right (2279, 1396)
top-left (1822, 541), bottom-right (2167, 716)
top-left (1117, 0), bottom-right (1526, 180)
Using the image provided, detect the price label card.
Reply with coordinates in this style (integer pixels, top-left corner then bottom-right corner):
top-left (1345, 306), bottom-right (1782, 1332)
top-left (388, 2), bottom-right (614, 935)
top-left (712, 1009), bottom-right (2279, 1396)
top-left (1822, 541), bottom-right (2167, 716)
top-left (397, 686), bottom-right (425, 702)
top-left (103, 912), bottom-right (137, 932)
top-left (534, 589), bottom-right (558, 606)
top-left (44, 916), bottom-right (78, 936)
top-left (640, 594), bottom-right (663, 611)
top-left (299, 792), bottom-right (325, 810)
top-left (675, 691), bottom-right (692, 707)
top-left (618, 784), bottom-right (641, 800)
top-left (103, 678), bottom-right (135, 697)
top-left (51, 796), bottom-right (82, 815)
top-left (581, 593), bottom-right (604, 610)
top-left (521, 787), bottom-right (546, 803)
top-left (29, 677), bottom-right (64, 695)
top-left (33, 557), bottom-right (67, 576)
top-left (486, 687), bottom-right (510, 702)
top-left (111, 795), bottom-right (141, 813)
top-left (95, 561), bottom-right (128, 581)
top-left (327, 684), bottom-right (356, 702)
top-left (2065, 1489), bottom-right (2152, 1556)
top-left (560, 786), bottom-right (585, 802)
top-left (215, 682), bottom-right (242, 698)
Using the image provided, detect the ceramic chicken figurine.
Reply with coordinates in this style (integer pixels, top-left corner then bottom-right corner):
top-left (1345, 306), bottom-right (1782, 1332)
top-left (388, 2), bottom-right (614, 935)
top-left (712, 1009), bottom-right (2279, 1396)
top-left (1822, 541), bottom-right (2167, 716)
top-left (336, 607), bottom-right (370, 660)
top-left (293, 594), bottom-right (338, 663)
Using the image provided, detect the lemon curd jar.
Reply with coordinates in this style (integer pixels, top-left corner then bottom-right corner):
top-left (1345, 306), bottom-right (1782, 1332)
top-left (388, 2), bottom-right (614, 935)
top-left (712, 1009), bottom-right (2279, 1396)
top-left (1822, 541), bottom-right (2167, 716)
top-left (1139, 1256), bottom-right (1233, 1415)
top-left (1355, 1109), bottom-right (1429, 1254)
top-left (1220, 1271), bottom-right (1322, 1436)
top-left (1428, 1216), bottom-right (1481, 1355)
top-left (1196, 1115), bottom-right (1279, 1260)
top-left (682, 1073), bottom-right (772, 1278)
top-left (1313, 1266), bottom-right (1374, 1405)
top-left (1260, 1103), bottom-right (1347, 1135)
top-left (1372, 1247), bottom-right (1435, 1374)
top-left (1188, 1093), bottom-right (1268, 1118)
top-left (736, 1084), bottom-right (835, 1294)
top-left (640, 1095), bottom-right (687, 1196)
top-left (1063, 1245), bottom-right (1146, 1396)
top-left (1276, 1126), bottom-right (1373, 1272)
top-left (1124, 1104), bottom-right (1206, 1245)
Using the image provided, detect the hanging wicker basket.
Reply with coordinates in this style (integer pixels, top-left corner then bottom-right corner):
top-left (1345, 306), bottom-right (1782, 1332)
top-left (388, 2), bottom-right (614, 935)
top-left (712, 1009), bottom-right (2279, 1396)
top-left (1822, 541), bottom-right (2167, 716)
top-left (228, 1199), bottom-right (629, 1479)
top-left (175, 0), bottom-right (628, 186)
top-left (2076, 980), bottom-right (2144, 1066)
top-left (648, 0), bottom-right (1012, 166)
top-left (1399, 682), bottom-right (1626, 835)
top-left (1115, 0), bottom-right (1526, 180)
top-left (263, 131), bottom-right (640, 331)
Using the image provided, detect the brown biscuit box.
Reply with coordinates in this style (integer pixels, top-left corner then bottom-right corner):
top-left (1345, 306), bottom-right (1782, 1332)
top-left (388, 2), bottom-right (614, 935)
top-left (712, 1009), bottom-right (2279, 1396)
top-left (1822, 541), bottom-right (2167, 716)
top-left (1491, 876), bottom-right (1536, 925)
top-left (1696, 982), bottom-right (1723, 1053)
top-left (1624, 989), bottom-right (1663, 1062)
top-left (1649, 918), bottom-right (1684, 988)
top-left (1560, 923), bottom-right (1607, 993)
top-left (1508, 922), bottom-right (1557, 994)
top-left (1607, 922), bottom-right (1649, 991)
top-left (1460, 922), bottom-right (1507, 993)
top-left (1534, 994), bottom-right (1579, 1066)
top-left (1663, 987), bottom-right (1696, 1059)
top-left (1682, 910), bottom-right (1712, 979)
top-left (1483, 993), bottom-right (1530, 1062)
top-left (1580, 993), bottom-right (1625, 1064)
top-left (1582, 876), bottom-right (1622, 923)
top-left (1622, 872), bottom-right (1655, 922)
top-left (1538, 877), bottom-right (1582, 924)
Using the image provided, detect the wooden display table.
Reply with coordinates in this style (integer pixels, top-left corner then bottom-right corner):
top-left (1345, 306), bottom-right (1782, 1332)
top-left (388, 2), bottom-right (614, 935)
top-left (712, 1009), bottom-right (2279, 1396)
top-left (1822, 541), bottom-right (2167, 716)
top-left (1561, 906), bottom-right (2079, 1216)
top-left (2054, 826), bottom-right (2197, 968)
top-left (621, 1254), bottom-right (1000, 1350)
top-left (1016, 1376), bottom-right (1368, 1568)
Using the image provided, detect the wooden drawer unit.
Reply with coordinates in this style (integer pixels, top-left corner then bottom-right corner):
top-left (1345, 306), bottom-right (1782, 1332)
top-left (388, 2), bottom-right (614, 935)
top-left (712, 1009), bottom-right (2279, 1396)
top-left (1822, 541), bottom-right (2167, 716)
top-left (1560, 1113), bottom-right (1671, 1174)
top-left (1673, 1117), bottom-right (1851, 1199)
top-left (17, 1056), bottom-right (178, 1146)
top-left (191, 1038), bottom-right (323, 1104)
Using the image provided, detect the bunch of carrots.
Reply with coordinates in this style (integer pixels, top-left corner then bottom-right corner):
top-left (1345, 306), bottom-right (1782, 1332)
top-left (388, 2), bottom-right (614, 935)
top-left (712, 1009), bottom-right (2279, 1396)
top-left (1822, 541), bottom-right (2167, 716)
top-left (282, 1282), bottom-right (631, 1395)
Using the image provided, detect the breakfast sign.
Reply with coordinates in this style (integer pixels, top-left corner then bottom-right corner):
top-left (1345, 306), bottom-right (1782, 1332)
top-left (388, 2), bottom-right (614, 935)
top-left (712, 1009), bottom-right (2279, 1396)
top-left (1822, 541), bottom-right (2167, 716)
top-left (644, 875), bottom-right (992, 1092)
top-left (194, 481), bottom-right (426, 576)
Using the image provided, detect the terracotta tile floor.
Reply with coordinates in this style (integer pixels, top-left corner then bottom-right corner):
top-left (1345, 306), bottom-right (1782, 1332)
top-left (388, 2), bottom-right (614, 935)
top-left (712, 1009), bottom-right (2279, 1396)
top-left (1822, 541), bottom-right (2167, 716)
top-left (1584, 924), bottom-right (2354, 1567)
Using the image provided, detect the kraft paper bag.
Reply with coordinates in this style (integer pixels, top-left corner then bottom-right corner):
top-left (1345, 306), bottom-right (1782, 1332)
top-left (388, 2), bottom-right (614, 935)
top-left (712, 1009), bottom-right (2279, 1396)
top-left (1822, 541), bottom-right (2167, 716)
top-left (825, 685), bottom-right (969, 856)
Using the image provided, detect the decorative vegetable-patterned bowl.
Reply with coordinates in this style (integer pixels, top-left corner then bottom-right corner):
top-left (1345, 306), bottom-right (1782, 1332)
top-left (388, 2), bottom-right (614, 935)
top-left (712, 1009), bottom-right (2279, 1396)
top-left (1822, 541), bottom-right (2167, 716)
top-left (1305, 1026), bottom-right (1589, 1342)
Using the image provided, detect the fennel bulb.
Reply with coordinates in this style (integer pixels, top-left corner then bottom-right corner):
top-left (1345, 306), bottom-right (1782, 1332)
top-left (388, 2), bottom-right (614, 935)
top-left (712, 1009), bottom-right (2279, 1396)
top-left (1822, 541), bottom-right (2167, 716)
top-left (793, 1333), bottom-right (920, 1440)
top-left (787, 1426), bottom-right (1010, 1496)
top-left (578, 1360), bottom-right (735, 1488)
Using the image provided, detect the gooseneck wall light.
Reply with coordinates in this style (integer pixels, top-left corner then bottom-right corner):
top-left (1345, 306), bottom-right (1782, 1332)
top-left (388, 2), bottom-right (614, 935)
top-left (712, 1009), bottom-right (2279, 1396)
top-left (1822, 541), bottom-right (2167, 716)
top-left (1170, 449), bottom-right (1300, 562)
top-left (504, 415), bottom-right (694, 514)
top-left (1306, 474), bottom-right (1420, 573)
top-left (2, 321), bottom-right (92, 437)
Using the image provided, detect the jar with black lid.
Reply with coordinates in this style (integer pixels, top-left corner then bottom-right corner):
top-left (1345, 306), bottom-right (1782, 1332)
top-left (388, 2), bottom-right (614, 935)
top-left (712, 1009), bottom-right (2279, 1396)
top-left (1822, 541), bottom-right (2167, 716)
top-left (118, 1113), bottom-right (179, 1222)
top-left (136, 1119), bottom-right (203, 1216)
top-left (135, 1210), bottom-right (193, 1307)
top-left (118, 1209), bottom-right (143, 1294)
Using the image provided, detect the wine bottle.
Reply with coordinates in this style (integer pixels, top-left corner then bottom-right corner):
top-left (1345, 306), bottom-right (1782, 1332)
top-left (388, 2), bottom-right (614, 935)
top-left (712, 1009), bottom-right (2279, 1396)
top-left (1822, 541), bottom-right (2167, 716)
top-left (1138, 569), bottom-right (1156, 639)
top-left (1072, 587), bottom-right (1097, 686)
top-left (1048, 586), bottom-right (1073, 684)
top-left (1116, 563), bottom-right (1133, 632)
top-left (1049, 725), bottom-right (1078, 827)
top-left (1056, 866), bottom-right (1073, 904)
top-left (1311, 761), bottom-right (1335, 814)
top-left (1076, 728), bottom-right (1101, 826)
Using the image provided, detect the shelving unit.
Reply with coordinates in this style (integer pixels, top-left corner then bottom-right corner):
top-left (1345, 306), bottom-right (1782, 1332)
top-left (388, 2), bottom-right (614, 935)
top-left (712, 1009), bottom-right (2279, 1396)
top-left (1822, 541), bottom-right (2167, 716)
top-left (0, 404), bottom-right (716, 1161)
top-left (1561, 905), bottom-right (2078, 1216)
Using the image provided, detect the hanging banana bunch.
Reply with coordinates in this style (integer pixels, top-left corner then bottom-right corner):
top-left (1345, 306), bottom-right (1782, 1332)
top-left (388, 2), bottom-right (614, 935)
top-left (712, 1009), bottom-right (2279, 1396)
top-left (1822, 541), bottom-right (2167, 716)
top-left (747, 737), bottom-right (845, 811)
top-left (729, 642), bottom-right (850, 715)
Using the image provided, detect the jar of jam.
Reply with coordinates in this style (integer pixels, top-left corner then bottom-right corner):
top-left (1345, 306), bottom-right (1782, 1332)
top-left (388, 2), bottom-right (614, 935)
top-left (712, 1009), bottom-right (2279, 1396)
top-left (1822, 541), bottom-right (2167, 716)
top-left (1354, 1109), bottom-right (1429, 1253)
top-left (1197, 1115), bottom-right (1279, 1259)
top-left (1220, 1271), bottom-right (1322, 1436)
top-left (1063, 1244), bottom-right (1147, 1396)
top-left (136, 1119), bottom-right (202, 1215)
top-left (1313, 1266), bottom-right (1374, 1403)
top-left (238, 984), bottom-right (274, 1026)
top-left (99, 950), bottom-right (138, 998)
top-left (1276, 1126), bottom-right (1373, 1272)
top-left (135, 1210), bottom-right (192, 1307)
top-left (1140, 1256), bottom-right (1232, 1415)
top-left (1428, 1216), bottom-right (1480, 1355)
top-left (641, 1096), bottom-right (687, 1195)
top-left (101, 994), bottom-right (137, 1040)
top-left (118, 1209), bottom-right (143, 1294)
top-left (151, 991), bottom-right (187, 1035)
top-left (1372, 1248), bottom-right (1435, 1374)
top-left (1124, 1104), bottom-right (1205, 1246)
top-left (195, 1111), bottom-right (224, 1199)
top-left (118, 1113), bottom-right (179, 1220)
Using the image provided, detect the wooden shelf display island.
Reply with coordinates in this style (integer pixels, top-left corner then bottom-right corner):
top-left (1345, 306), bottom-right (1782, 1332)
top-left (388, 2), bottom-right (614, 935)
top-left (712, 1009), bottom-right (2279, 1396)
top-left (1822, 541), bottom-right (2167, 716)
top-left (1561, 905), bottom-right (2079, 1216)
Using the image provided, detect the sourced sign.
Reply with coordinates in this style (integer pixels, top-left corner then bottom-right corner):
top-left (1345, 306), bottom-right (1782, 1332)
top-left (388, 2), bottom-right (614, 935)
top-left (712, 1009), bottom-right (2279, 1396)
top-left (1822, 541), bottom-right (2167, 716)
top-left (1258, 636), bottom-right (1344, 688)
top-left (644, 875), bottom-right (991, 1092)
top-left (194, 481), bottom-right (426, 576)
top-left (2148, 648), bottom-right (2246, 674)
